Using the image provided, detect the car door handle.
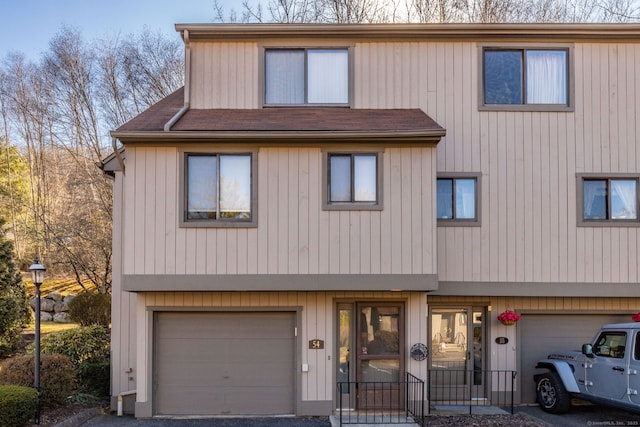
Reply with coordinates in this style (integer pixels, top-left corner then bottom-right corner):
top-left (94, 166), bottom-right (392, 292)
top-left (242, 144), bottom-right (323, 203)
top-left (613, 366), bottom-right (625, 372)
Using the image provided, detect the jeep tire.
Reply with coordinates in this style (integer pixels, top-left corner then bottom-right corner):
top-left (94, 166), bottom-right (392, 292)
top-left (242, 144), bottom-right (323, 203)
top-left (536, 372), bottom-right (571, 414)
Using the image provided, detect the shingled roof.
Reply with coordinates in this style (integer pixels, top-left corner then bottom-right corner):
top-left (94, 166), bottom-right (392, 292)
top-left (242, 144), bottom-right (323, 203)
top-left (112, 87), bottom-right (445, 144)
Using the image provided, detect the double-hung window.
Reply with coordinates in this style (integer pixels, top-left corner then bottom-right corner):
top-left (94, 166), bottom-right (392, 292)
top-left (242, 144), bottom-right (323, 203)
top-left (437, 174), bottom-right (480, 225)
top-left (264, 48), bottom-right (349, 105)
top-left (323, 152), bottom-right (382, 210)
top-left (481, 45), bottom-right (572, 111)
top-left (182, 153), bottom-right (256, 226)
top-left (578, 174), bottom-right (639, 225)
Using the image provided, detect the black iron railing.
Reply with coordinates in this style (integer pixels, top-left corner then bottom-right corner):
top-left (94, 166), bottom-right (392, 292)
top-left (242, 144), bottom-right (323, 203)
top-left (336, 372), bottom-right (426, 426)
top-left (427, 369), bottom-right (517, 415)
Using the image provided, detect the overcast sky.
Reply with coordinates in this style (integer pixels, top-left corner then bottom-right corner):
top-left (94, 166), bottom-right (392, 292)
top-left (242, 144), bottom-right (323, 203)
top-left (0, 0), bottom-right (237, 60)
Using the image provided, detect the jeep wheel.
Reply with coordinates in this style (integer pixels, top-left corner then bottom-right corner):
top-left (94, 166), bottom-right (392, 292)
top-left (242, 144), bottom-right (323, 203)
top-left (536, 372), bottom-right (571, 414)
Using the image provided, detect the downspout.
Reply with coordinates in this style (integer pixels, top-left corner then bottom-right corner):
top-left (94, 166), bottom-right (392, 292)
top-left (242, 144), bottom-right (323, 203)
top-left (164, 29), bottom-right (191, 131)
top-left (112, 137), bottom-right (125, 175)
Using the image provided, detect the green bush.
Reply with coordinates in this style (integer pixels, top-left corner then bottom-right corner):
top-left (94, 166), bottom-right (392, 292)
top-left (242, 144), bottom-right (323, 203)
top-left (68, 291), bottom-right (111, 327)
top-left (0, 354), bottom-right (76, 407)
top-left (40, 325), bottom-right (110, 397)
top-left (0, 385), bottom-right (38, 427)
top-left (40, 325), bottom-right (109, 366)
top-left (77, 360), bottom-right (110, 397)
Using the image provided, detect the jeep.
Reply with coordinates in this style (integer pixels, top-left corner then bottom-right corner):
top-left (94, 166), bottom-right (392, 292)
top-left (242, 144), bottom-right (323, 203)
top-left (534, 322), bottom-right (640, 414)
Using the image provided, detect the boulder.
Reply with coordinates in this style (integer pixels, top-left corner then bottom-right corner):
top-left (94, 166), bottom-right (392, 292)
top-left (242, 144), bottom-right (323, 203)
top-left (48, 292), bottom-right (64, 302)
top-left (53, 312), bottom-right (72, 323)
top-left (63, 294), bottom-right (76, 304)
top-left (40, 298), bottom-right (55, 312)
top-left (54, 301), bottom-right (69, 313)
top-left (40, 311), bottom-right (53, 322)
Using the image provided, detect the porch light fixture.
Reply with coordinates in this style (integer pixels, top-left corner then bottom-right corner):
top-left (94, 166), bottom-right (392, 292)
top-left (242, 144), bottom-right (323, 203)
top-left (29, 258), bottom-right (46, 425)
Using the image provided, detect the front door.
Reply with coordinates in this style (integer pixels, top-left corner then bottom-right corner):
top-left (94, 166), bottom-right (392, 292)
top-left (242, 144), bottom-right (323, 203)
top-left (336, 302), bottom-right (405, 410)
top-left (429, 307), bottom-right (485, 402)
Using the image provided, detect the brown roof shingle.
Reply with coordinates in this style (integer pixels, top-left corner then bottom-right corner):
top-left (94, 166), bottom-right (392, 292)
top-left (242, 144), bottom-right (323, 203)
top-left (113, 86), bottom-right (445, 143)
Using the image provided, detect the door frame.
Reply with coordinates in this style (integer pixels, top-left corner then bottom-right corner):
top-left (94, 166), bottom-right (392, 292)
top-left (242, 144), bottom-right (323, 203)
top-left (335, 300), bottom-right (406, 410)
top-left (428, 305), bottom-right (488, 401)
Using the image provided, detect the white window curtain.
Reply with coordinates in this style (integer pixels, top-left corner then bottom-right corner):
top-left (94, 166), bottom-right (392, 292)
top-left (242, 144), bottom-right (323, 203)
top-left (353, 155), bottom-right (377, 202)
top-left (265, 50), bottom-right (304, 104)
top-left (187, 156), bottom-right (217, 217)
top-left (526, 50), bottom-right (567, 104)
top-left (455, 179), bottom-right (476, 219)
top-left (219, 155), bottom-right (251, 218)
top-left (308, 49), bottom-right (349, 104)
top-left (330, 156), bottom-right (351, 202)
top-left (611, 180), bottom-right (637, 219)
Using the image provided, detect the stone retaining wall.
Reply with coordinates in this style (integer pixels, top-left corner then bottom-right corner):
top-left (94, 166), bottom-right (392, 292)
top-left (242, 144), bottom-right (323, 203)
top-left (29, 292), bottom-right (76, 323)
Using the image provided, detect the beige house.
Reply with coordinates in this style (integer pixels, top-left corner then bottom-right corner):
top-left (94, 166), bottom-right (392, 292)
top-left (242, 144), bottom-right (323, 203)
top-left (104, 23), bottom-right (640, 417)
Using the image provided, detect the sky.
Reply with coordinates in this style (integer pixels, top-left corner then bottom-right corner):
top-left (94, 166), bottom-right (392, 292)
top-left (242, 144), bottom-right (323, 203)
top-left (0, 0), bottom-right (238, 61)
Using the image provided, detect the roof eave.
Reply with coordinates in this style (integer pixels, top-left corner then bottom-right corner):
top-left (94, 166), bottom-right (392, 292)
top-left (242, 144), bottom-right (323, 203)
top-left (175, 22), bottom-right (640, 41)
top-left (110, 130), bottom-right (446, 144)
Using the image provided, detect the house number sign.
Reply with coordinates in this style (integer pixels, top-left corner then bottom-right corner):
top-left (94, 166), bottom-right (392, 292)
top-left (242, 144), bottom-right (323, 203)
top-left (309, 339), bottom-right (324, 349)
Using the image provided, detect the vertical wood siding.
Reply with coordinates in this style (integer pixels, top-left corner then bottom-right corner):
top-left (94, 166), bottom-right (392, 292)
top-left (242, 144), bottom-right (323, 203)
top-left (129, 291), bottom-right (427, 404)
top-left (122, 146), bottom-right (437, 276)
top-left (186, 39), bottom-right (640, 283)
top-left (355, 40), bottom-right (640, 284)
top-left (189, 42), bottom-right (258, 109)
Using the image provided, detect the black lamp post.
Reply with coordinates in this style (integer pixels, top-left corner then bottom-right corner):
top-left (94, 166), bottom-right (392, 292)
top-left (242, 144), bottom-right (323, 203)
top-left (29, 258), bottom-right (45, 425)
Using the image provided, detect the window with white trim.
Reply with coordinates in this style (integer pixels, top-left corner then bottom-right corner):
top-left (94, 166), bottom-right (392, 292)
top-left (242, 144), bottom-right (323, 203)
top-left (265, 48), bottom-right (349, 105)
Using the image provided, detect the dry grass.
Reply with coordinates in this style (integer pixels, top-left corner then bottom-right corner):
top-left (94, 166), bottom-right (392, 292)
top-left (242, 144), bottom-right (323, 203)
top-left (23, 276), bottom-right (89, 297)
top-left (22, 321), bottom-right (79, 336)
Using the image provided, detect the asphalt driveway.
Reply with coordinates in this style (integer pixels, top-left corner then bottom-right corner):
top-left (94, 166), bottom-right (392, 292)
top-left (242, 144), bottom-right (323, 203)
top-left (516, 403), bottom-right (640, 427)
top-left (84, 415), bottom-right (331, 427)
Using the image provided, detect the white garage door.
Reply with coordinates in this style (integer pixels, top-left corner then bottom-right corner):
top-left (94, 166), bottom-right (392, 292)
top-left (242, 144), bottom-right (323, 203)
top-left (519, 313), bottom-right (630, 404)
top-left (154, 311), bottom-right (295, 415)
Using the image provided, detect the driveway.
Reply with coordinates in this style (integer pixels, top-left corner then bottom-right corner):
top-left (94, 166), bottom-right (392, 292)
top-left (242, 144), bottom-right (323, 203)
top-left (516, 404), bottom-right (640, 427)
top-left (84, 415), bottom-right (331, 427)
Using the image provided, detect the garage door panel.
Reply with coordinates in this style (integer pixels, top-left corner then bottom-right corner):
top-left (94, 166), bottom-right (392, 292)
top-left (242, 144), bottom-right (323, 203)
top-left (155, 312), bottom-right (295, 415)
top-left (520, 314), bottom-right (630, 404)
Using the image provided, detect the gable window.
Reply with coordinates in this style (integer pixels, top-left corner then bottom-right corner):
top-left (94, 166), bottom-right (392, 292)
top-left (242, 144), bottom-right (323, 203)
top-left (323, 151), bottom-right (382, 210)
top-left (578, 175), bottom-right (639, 225)
top-left (265, 48), bottom-right (349, 105)
top-left (481, 46), bottom-right (572, 111)
top-left (437, 174), bottom-right (480, 225)
top-left (182, 153), bottom-right (256, 226)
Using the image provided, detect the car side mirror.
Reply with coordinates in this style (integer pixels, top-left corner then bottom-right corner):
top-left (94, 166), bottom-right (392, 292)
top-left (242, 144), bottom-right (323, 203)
top-left (582, 343), bottom-right (594, 358)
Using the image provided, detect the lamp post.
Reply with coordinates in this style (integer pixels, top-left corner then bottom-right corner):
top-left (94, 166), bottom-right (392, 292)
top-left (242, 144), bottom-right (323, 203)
top-left (29, 258), bottom-right (45, 425)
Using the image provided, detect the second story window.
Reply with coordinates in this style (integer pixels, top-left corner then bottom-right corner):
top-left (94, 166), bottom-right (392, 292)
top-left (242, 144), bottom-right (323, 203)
top-left (265, 48), bottom-right (349, 106)
top-left (481, 46), bottom-right (571, 111)
top-left (580, 176), bottom-right (639, 224)
top-left (323, 151), bottom-right (382, 210)
top-left (183, 153), bottom-right (256, 226)
top-left (437, 175), bottom-right (479, 225)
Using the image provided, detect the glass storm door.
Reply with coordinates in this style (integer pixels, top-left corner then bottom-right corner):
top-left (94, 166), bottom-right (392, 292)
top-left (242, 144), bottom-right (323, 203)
top-left (356, 303), bottom-right (404, 409)
top-left (336, 302), bottom-right (405, 410)
top-left (429, 307), bottom-right (485, 401)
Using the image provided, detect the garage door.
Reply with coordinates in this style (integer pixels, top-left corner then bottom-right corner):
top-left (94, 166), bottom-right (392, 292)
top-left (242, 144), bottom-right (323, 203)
top-left (519, 313), bottom-right (630, 404)
top-left (154, 311), bottom-right (295, 415)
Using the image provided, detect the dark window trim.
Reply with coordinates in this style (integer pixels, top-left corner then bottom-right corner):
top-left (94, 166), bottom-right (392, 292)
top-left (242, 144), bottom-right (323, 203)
top-left (322, 149), bottom-right (383, 211)
top-left (179, 150), bottom-right (258, 228)
top-left (576, 173), bottom-right (640, 227)
top-left (477, 42), bottom-right (575, 112)
top-left (260, 45), bottom-right (353, 107)
top-left (437, 172), bottom-right (481, 227)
